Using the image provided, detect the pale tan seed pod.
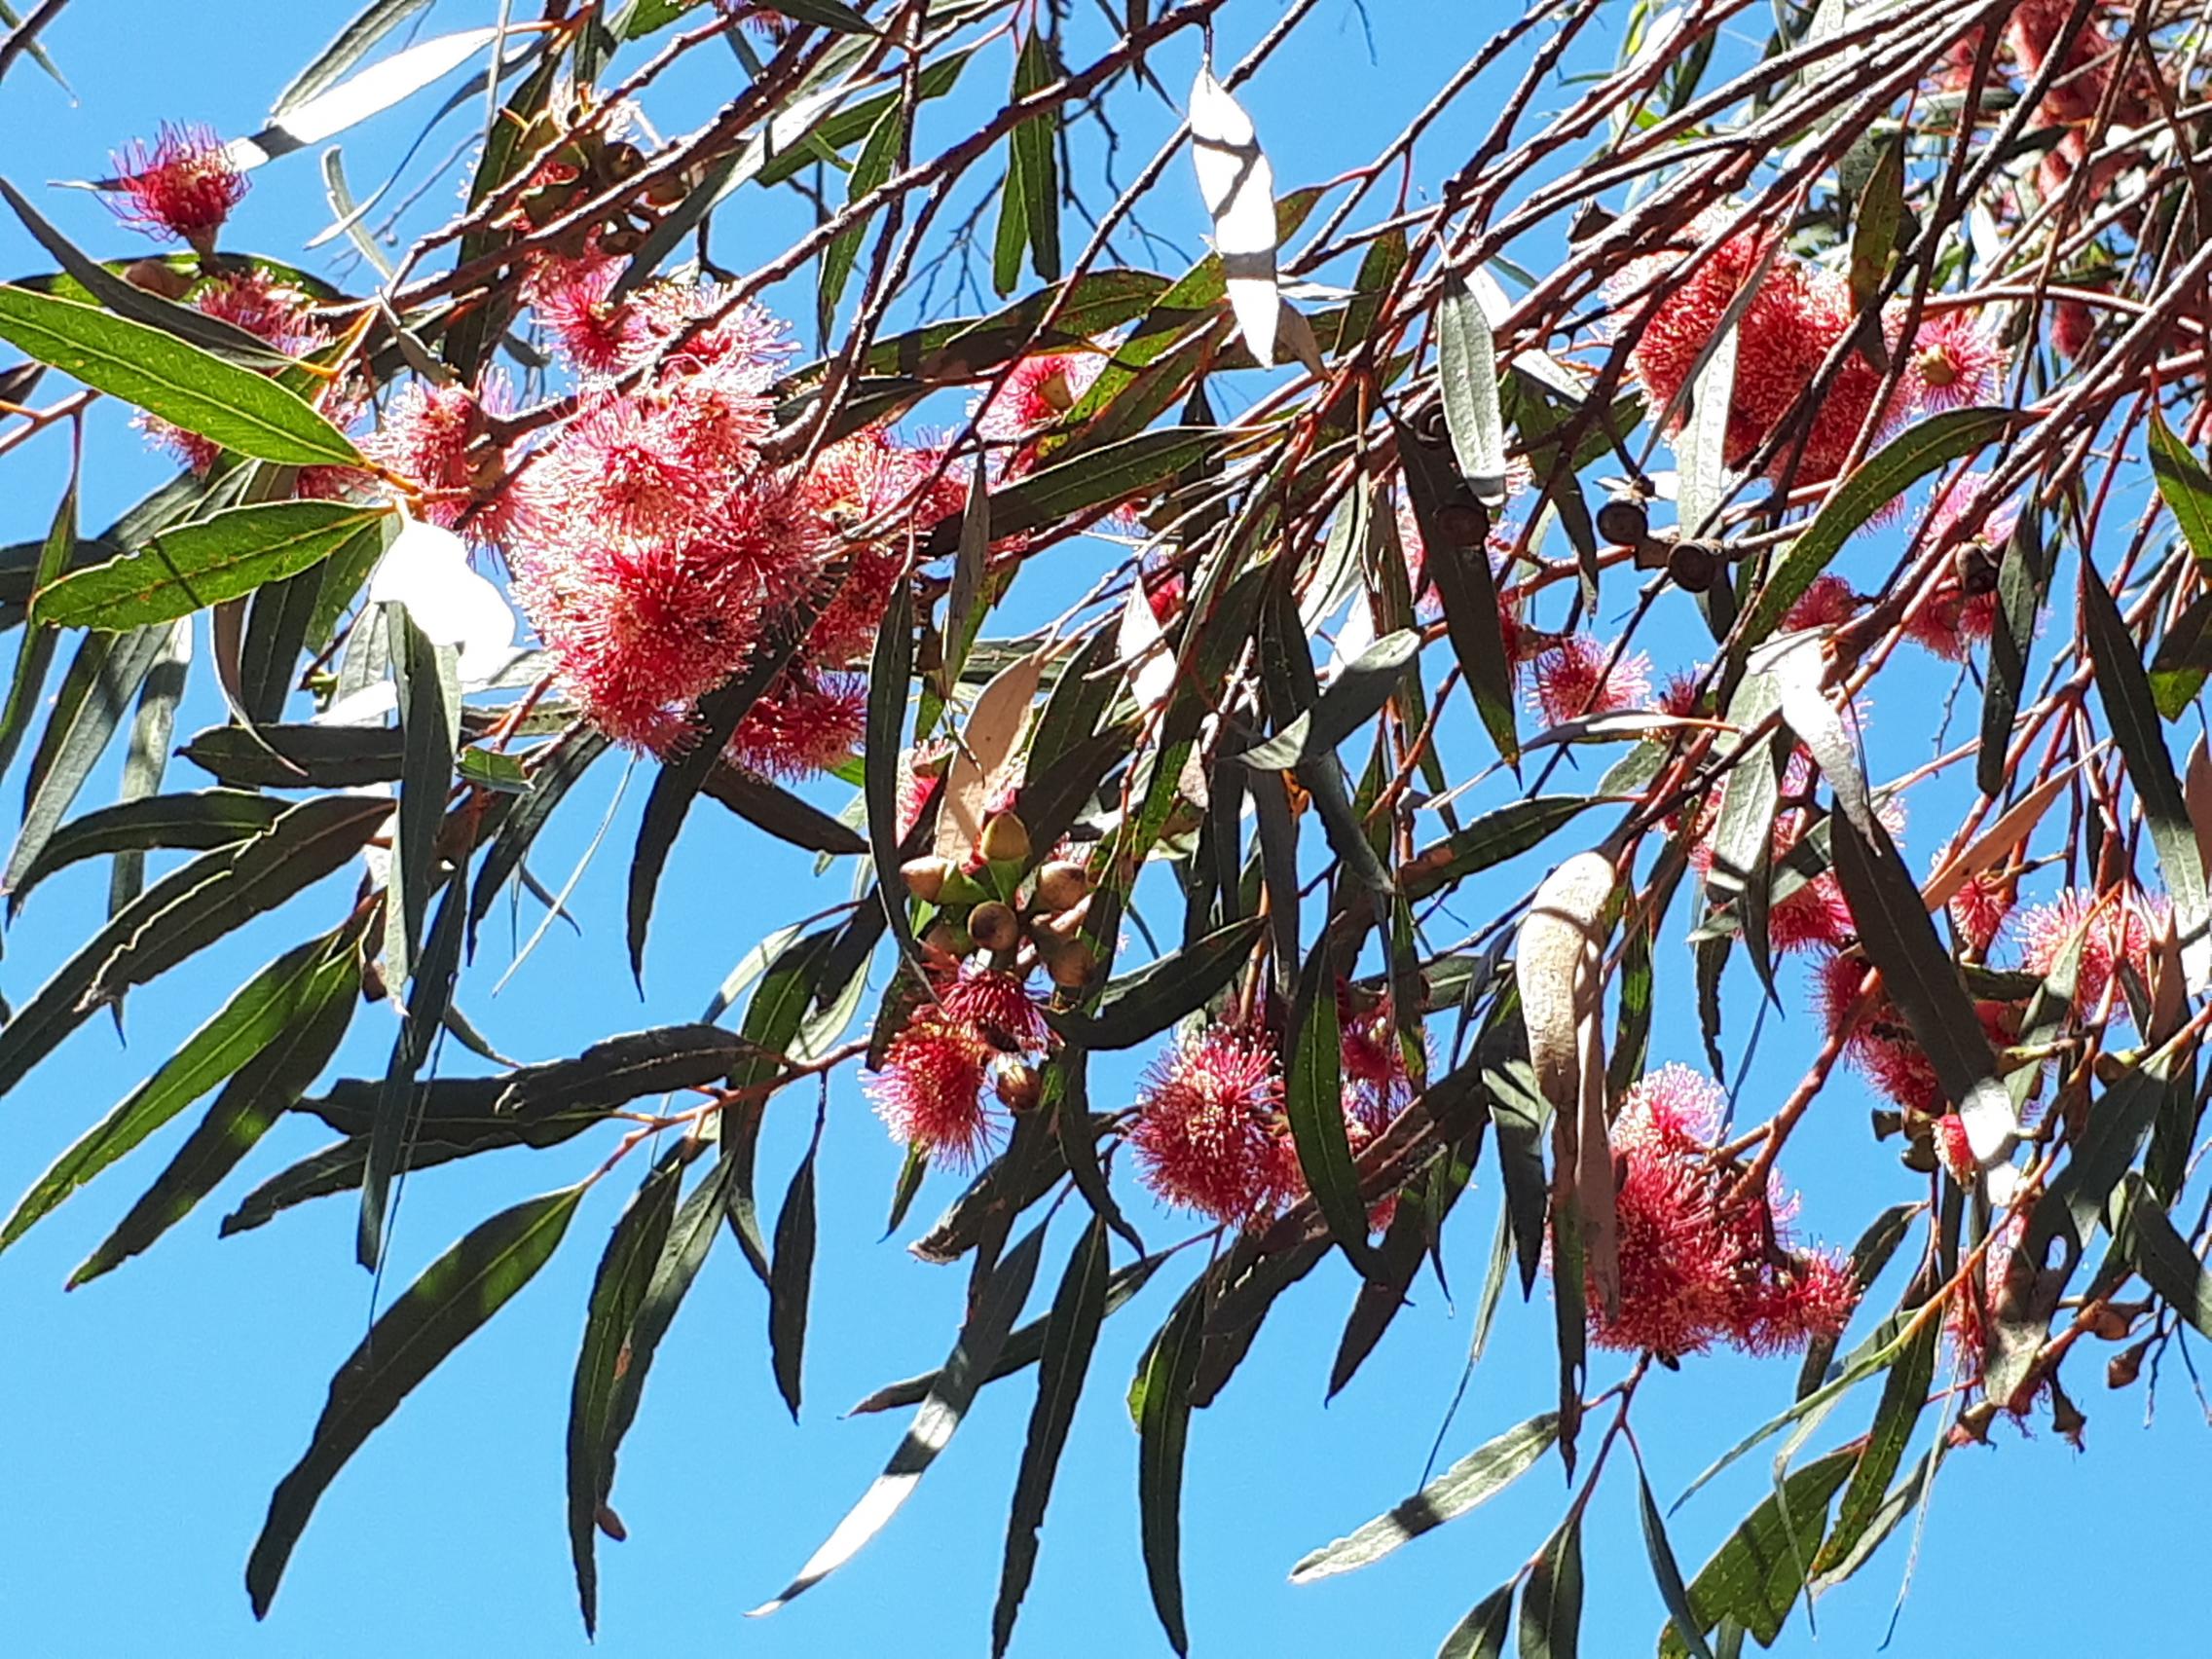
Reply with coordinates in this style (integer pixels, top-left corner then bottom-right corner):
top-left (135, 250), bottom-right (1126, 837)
top-left (1034, 860), bottom-right (1089, 914)
top-left (1516, 849), bottom-right (1619, 1312)
top-left (978, 812), bottom-right (1032, 866)
top-left (995, 1060), bottom-right (1042, 1114)
top-left (1043, 935), bottom-right (1096, 989)
top-left (123, 258), bottom-right (195, 300)
top-left (921, 919), bottom-right (968, 958)
top-left (970, 901), bottom-right (1021, 952)
top-left (901, 856), bottom-right (951, 903)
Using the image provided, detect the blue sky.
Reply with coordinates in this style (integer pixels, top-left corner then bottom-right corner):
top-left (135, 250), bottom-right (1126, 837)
top-left (3, 5), bottom-right (2208, 1657)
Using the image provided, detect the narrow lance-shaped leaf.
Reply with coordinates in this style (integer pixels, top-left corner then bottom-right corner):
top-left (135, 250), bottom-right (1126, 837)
top-left (818, 99), bottom-right (904, 337)
top-left (1657, 1446), bottom-right (1858, 1656)
top-left (1437, 1582), bottom-right (1515, 1659)
top-left (0, 466), bottom-right (75, 782)
top-left (0, 285), bottom-right (363, 467)
top-left (1286, 930), bottom-right (1380, 1276)
top-left (1398, 416), bottom-right (1518, 761)
top-left (497, 1024), bottom-right (750, 1119)
top-left (1520, 1511), bottom-right (1584, 1659)
top-left (1814, 1314), bottom-right (1938, 1574)
top-left (68, 924), bottom-right (360, 1288)
top-left (753, 1220), bottom-right (1049, 1614)
top-left (1046, 914), bottom-right (1264, 1051)
top-left (1739, 407), bottom-right (2017, 648)
top-left (359, 866), bottom-right (469, 1272)
top-left (1134, 1272), bottom-right (1208, 1658)
top-left (1189, 62), bottom-right (1279, 366)
top-left (383, 606), bottom-right (460, 985)
top-left (2083, 556), bottom-right (2212, 997)
top-left (2149, 407), bottom-right (2212, 569)
top-left (7, 624), bottom-right (170, 898)
top-left (1980, 500), bottom-right (2047, 793)
top-left (768, 1114), bottom-right (824, 1420)
top-left (1639, 1463), bottom-right (1717, 1659)
top-left (245, 1184), bottom-right (584, 1617)
top-left (108, 617), bottom-right (191, 920)
top-left (992, 1214), bottom-right (1111, 1658)
top-left (1290, 1412), bottom-right (1559, 1581)
top-left (0, 931), bottom-right (353, 1254)
top-left (1437, 273), bottom-right (1508, 506)
top-left (2110, 1172), bottom-right (2212, 1339)
top-left (567, 1151), bottom-right (682, 1636)
top-left (1237, 629), bottom-right (1419, 769)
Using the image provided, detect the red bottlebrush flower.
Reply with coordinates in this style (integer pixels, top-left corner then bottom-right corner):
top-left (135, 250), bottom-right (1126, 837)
top-left (2051, 297), bottom-right (2098, 361)
top-left (361, 376), bottom-right (517, 545)
top-left (1830, 957), bottom-right (2018, 1115)
top-left (1128, 1028), bottom-right (1287, 1224)
top-left (1588, 1064), bottom-right (1860, 1358)
top-left (1768, 870), bottom-right (1856, 953)
top-left (1529, 632), bottom-right (1650, 726)
top-left (1782, 572), bottom-right (1860, 633)
top-left (1906, 313), bottom-right (2008, 412)
top-left (108, 124), bottom-right (246, 246)
top-left (1926, 470), bottom-right (2021, 550)
top-left (895, 743), bottom-right (949, 842)
top-left (1610, 212), bottom-right (1899, 483)
top-left (933, 964), bottom-right (1051, 1055)
top-left (1948, 866), bottom-right (2015, 955)
top-left (1933, 1113), bottom-right (1978, 1185)
top-left (2013, 886), bottom-right (2166, 1017)
top-left (866, 1010), bottom-right (996, 1164)
top-left (975, 348), bottom-right (1109, 464)
top-left (526, 249), bottom-right (662, 377)
top-left (723, 670), bottom-right (866, 779)
top-left (135, 271), bottom-right (328, 475)
top-left (1338, 987), bottom-right (1415, 1137)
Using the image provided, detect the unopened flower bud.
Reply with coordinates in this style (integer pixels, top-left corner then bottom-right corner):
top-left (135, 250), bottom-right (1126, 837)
top-left (978, 812), bottom-right (1031, 866)
top-left (2085, 1304), bottom-right (2136, 1342)
top-left (922, 919), bottom-right (969, 958)
top-left (902, 856), bottom-right (951, 902)
top-left (1596, 498), bottom-right (1648, 546)
top-left (643, 170), bottom-right (690, 208)
top-left (598, 223), bottom-right (646, 257)
top-left (2108, 1337), bottom-right (2150, 1389)
top-left (995, 1060), bottom-right (1043, 1114)
top-left (1043, 935), bottom-right (1097, 989)
top-left (969, 901), bottom-right (1021, 952)
top-left (1034, 860), bottom-right (1089, 913)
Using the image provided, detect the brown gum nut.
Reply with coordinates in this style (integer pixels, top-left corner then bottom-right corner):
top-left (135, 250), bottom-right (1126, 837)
top-left (1668, 539), bottom-right (1719, 593)
top-left (978, 813), bottom-right (1032, 865)
top-left (1595, 498), bottom-right (1649, 546)
top-left (969, 901), bottom-right (1021, 952)
top-left (901, 857), bottom-right (950, 902)
top-left (1045, 938), bottom-right (1096, 989)
top-left (1033, 860), bottom-right (1089, 913)
top-left (995, 1061), bottom-right (1042, 1113)
top-left (123, 258), bottom-right (195, 300)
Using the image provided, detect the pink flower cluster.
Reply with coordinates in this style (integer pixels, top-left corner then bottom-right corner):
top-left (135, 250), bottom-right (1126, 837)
top-left (1126, 987), bottom-right (1416, 1226)
top-left (108, 124), bottom-right (246, 247)
top-left (1610, 211), bottom-right (2005, 485)
top-left (866, 966), bottom-right (1053, 1165)
top-left (1590, 1065), bottom-right (1858, 1358)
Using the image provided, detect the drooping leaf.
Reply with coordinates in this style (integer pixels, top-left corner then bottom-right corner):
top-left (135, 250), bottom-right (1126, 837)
top-left (2110, 1172), bottom-right (2212, 1339)
top-left (245, 1184), bottom-right (584, 1616)
top-left (1519, 1511), bottom-right (1583, 1659)
top-left (1437, 273), bottom-right (1508, 505)
top-left (468, 723), bottom-right (609, 949)
top-left (1188, 63), bottom-right (1279, 365)
top-left (1437, 1581), bottom-right (1515, 1659)
top-left (754, 1221), bottom-right (1049, 1614)
top-left (0, 285), bottom-right (363, 467)
top-left (1238, 629), bottom-right (1419, 769)
top-left (1813, 1315), bottom-right (1938, 1574)
top-left (68, 922), bottom-right (360, 1287)
top-left (8, 624), bottom-right (169, 894)
top-left (496, 1024), bottom-right (749, 1119)
top-left (1400, 796), bottom-right (1605, 902)
top-left (1046, 915), bottom-right (1263, 1051)
top-left (358, 865), bottom-right (468, 1272)
top-left (1658, 1447), bottom-right (1857, 1655)
top-left (922, 427), bottom-right (1222, 557)
top-left (567, 1151), bottom-right (682, 1636)
top-left (1639, 1464), bottom-right (1716, 1659)
top-left (1286, 930), bottom-right (1378, 1276)
top-left (0, 467), bottom-right (76, 782)
top-left (1980, 500), bottom-right (2048, 793)
top-left (816, 88), bottom-right (904, 337)
top-left (2149, 408), bottom-right (2212, 569)
top-left (1290, 1412), bottom-right (1559, 1581)
top-left (1847, 134), bottom-right (1903, 312)
top-left (768, 1116), bottom-right (824, 1420)
top-left (4, 789), bottom-right (278, 917)
top-left (1739, 407), bottom-right (2017, 648)
top-left (384, 607), bottom-right (461, 983)
top-left (2083, 556), bottom-right (2212, 997)
top-left (1134, 1272), bottom-right (1208, 1657)
top-left (1398, 415), bottom-right (1518, 761)
top-left (275, 0), bottom-right (437, 114)
top-left (0, 931), bottom-right (357, 1254)
top-left (991, 1214), bottom-right (1110, 1658)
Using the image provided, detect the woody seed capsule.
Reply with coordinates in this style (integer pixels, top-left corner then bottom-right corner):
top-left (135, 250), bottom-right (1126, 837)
top-left (901, 856), bottom-right (951, 902)
top-left (969, 901), bottom-right (1021, 952)
top-left (1034, 860), bottom-right (1089, 913)
top-left (1595, 498), bottom-right (1649, 546)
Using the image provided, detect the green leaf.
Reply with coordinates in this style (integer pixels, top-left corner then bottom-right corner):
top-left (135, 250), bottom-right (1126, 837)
top-left (358, 866), bottom-right (469, 1271)
top-left (628, 608), bottom-right (819, 983)
top-left (87, 793), bottom-right (393, 1008)
top-left (1401, 796), bottom-right (1605, 902)
top-left (1238, 629), bottom-right (1419, 769)
top-left (818, 100), bottom-right (904, 337)
top-left (992, 1214), bottom-right (1110, 1658)
top-left (922, 427), bottom-right (1222, 556)
top-left (1009, 28), bottom-right (1060, 284)
top-left (0, 470), bottom-right (75, 781)
top-left (1739, 406), bottom-right (2019, 648)
top-left (276, 0), bottom-right (437, 114)
top-left (8, 624), bottom-right (170, 894)
top-left (1847, 134), bottom-right (1903, 312)
top-left (764, 0), bottom-right (876, 29)
top-left (245, 1184), bottom-right (583, 1616)
top-left (701, 760), bottom-right (866, 856)
top-left (768, 1116), bottom-right (824, 1420)
top-left (1291, 1412), bottom-right (1558, 1581)
top-left (1327, 1180), bottom-right (1438, 1399)
top-left (1483, 1057), bottom-right (1549, 1294)
top-left (2149, 408), bottom-right (2212, 569)
top-left (1658, 1447), bottom-right (1857, 1655)
top-left (0, 284), bottom-right (362, 468)
top-left (865, 575), bottom-right (919, 959)
top-left (1437, 274), bottom-right (1508, 503)
top-left (1519, 1512), bottom-right (1583, 1659)
top-left (2147, 590), bottom-right (2212, 721)
top-left (567, 1150), bottom-right (681, 1636)
top-left (1398, 415), bottom-right (1518, 761)
top-left (1980, 502), bottom-right (2048, 792)
top-left (754, 1220), bottom-right (1049, 1614)
top-left (0, 929), bottom-right (354, 1254)
top-left (385, 607), bottom-right (461, 983)
top-left (1046, 915), bottom-right (1264, 1050)
top-left (2111, 1171), bottom-right (2212, 1339)
top-left (1286, 929), bottom-right (1379, 1276)
top-left (1437, 1582), bottom-right (1515, 1659)
top-left (1814, 1316), bottom-right (1938, 1573)
top-left (468, 722), bottom-right (609, 949)
top-left (1135, 1274), bottom-right (1207, 1658)
top-left (103, 617), bottom-right (186, 919)
top-left (178, 719), bottom-right (413, 788)
top-left (851, 1250), bottom-right (1167, 1416)
top-left (32, 499), bottom-right (387, 631)
top-left (68, 922), bottom-right (360, 1287)
top-left (6, 791), bottom-right (282, 922)
top-left (497, 1024), bottom-right (749, 1119)
top-left (2083, 556), bottom-right (2212, 997)
top-left (1639, 1464), bottom-right (1716, 1659)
